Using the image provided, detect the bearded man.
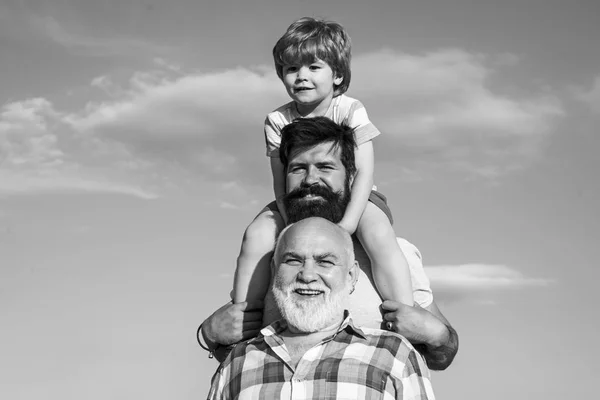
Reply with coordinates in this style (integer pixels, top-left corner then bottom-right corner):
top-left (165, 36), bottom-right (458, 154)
top-left (199, 117), bottom-right (458, 371)
top-left (208, 217), bottom-right (435, 400)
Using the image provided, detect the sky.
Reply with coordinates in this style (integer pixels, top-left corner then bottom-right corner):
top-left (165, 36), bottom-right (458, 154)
top-left (0, 0), bottom-right (598, 398)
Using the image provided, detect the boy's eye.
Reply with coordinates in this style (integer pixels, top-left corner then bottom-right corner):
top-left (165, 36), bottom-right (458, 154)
top-left (309, 65), bottom-right (321, 70)
top-left (285, 66), bottom-right (298, 73)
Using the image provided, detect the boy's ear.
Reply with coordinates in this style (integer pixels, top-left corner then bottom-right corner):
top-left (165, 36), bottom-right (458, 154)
top-left (334, 76), bottom-right (343, 86)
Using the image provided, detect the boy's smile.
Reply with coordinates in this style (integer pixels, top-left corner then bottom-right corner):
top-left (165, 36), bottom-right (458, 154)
top-left (282, 59), bottom-right (343, 117)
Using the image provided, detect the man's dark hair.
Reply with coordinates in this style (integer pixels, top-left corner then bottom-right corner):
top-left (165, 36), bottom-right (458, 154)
top-left (279, 116), bottom-right (357, 177)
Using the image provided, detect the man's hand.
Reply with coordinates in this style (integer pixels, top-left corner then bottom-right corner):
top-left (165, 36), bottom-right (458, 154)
top-left (201, 300), bottom-right (264, 351)
top-left (381, 300), bottom-right (458, 370)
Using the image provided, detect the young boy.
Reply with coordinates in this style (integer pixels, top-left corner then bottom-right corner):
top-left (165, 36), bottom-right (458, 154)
top-left (232, 17), bottom-right (414, 311)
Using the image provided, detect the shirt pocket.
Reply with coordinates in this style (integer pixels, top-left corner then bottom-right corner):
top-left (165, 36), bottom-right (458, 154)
top-left (324, 369), bottom-right (388, 400)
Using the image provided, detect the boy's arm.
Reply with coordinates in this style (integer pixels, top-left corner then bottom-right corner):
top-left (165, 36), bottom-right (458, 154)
top-left (338, 140), bottom-right (374, 234)
top-left (270, 157), bottom-right (288, 223)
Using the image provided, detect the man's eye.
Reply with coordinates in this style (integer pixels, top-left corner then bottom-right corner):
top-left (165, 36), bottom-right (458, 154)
top-left (285, 259), bottom-right (302, 265)
top-left (319, 260), bottom-right (335, 267)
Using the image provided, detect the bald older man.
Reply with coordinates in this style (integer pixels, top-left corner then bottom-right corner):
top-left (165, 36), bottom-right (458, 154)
top-left (208, 218), bottom-right (435, 400)
top-left (199, 117), bottom-right (458, 371)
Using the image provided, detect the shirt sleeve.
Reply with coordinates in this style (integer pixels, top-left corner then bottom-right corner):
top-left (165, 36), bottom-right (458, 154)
top-left (399, 350), bottom-right (436, 400)
top-left (264, 115), bottom-right (282, 158)
top-left (207, 366), bottom-right (226, 400)
top-left (344, 100), bottom-right (381, 146)
top-left (397, 238), bottom-right (434, 308)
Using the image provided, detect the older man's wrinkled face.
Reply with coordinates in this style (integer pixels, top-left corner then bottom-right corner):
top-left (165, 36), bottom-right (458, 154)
top-left (272, 219), bottom-right (356, 333)
top-left (283, 142), bottom-right (351, 224)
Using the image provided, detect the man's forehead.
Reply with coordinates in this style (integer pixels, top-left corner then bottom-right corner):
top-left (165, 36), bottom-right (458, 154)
top-left (288, 141), bottom-right (342, 163)
top-left (278, 219), bottom-right (349, 259)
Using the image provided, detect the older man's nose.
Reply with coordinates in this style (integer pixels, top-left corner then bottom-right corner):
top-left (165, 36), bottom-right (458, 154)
top-left (297, 262), bottom-right (318, 282)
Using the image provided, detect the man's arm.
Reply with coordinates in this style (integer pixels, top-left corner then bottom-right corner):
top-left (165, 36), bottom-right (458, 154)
top-left (199, 300), bottom-right (263, 362)
top-left (381, 299), bottom-right (459, 370)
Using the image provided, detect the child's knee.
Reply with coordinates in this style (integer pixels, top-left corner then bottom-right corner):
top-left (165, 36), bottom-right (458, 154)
top-left (358, 206), bottom-right (395, 244)
top-left (242, 213), bottom-right (281, 249)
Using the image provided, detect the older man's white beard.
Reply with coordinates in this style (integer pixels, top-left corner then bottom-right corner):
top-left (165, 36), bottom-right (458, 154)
top-left (273, 281), bottom-right (349, 333)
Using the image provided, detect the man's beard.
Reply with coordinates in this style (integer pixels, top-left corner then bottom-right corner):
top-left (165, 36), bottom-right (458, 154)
top-left (272, 277), bottom-right (348, 333)
top-left (283, 179), bottom-right (351, 224)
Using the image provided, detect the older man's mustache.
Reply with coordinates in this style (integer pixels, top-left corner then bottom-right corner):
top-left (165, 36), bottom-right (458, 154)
top-left (286, 284), bottom-right (329, 295)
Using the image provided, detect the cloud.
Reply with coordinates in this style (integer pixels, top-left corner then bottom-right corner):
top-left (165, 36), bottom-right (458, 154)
top-left (28, 15), bottom-right (173, 58)
top-left (426, 263), bottom-right (552, 292)
top-left (0, 98), bottom-right (157, 198)
top-left (572, 74), bottom-right (600, 113)
top-left (351, 49), bottom-right (564, 177)
top-left (1, 48), bottom-right (565, 197)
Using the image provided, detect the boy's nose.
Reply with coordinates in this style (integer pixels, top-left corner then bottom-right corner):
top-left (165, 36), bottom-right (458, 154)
top-left (296, 66), bottom-right (309, 80)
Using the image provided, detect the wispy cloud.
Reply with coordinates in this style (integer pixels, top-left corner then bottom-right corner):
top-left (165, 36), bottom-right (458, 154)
top-left (28, 15), bottom-right (173, 58)
top-left (572, 74), bottom-right (600, 114)
top-left (426, 263), bottom-right (553, 292)
top-left (0, 98), bottom-right (157, 199)
top-left (352, 49), bottom-right (564, 177)
top-left (0, 48), bottom-right (565, 198)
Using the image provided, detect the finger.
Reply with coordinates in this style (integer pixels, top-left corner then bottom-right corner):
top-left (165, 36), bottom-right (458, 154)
top-left (380, 300), bottom-right (401, 311)
top-left (237, 300), bottom-right (265, 311)
top-left (382, 312), bottom-right (398, 321)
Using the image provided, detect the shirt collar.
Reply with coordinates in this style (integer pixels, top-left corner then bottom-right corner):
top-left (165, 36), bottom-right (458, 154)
top-left (261, 310), bottom-right (367, 340)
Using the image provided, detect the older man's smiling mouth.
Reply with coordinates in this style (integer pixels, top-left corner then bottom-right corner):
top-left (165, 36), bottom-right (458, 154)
top-left (295, 288), bottom-right (324, 296)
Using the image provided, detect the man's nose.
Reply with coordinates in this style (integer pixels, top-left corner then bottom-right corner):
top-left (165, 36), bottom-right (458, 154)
top-left (303, 167), bottom-right (320, 185)
top-left (297, 261), bottom-right (318, 282)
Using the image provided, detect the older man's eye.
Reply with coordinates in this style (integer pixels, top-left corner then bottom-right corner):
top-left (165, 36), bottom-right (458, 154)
top-left (285, 259), bottom-right (302, 265)
top-left (319, 260), bottom-right (335, 267)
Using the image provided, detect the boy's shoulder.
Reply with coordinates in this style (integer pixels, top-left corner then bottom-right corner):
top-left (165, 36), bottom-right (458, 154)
top-left (267, 101), bottom-right (295, 117)
top-left (335, 94), bottom-right (365, 109)
top-left (265, 101), bottom-right (296, 126)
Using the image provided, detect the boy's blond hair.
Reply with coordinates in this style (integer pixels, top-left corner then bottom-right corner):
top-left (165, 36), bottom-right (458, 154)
top-left (272, 17), bottom-right (352, 96)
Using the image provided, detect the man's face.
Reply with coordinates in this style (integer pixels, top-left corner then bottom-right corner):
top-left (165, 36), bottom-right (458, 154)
top-left (283, 142), bottom-right (351, 223)
top-left (272, 218), bottom-right (357, 333)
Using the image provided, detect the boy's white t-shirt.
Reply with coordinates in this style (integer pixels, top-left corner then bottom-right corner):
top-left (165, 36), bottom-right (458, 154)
top-left (264, 94), bottom-right (381, 158)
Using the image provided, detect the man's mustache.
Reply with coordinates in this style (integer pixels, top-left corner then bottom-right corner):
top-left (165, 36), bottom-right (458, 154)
top-left (285, 184), bottom-right (342, 202)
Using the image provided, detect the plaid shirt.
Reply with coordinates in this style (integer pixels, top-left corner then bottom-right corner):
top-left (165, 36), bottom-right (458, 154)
top-left (207, 312), bottom-right (435, 400)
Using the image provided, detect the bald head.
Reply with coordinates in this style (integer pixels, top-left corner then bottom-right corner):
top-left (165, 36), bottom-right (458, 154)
top-left (274, 217), bottom-right (354, 267)
top-left (271, 217), bottom-right (358, 333)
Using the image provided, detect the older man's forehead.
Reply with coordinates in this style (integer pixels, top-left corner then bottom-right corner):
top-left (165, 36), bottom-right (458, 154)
top-left (279, 222), bottom-right (349, 259)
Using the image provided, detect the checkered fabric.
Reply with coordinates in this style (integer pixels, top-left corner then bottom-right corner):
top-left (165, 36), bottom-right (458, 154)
top-left (207, 312), bottom-right (435, 399)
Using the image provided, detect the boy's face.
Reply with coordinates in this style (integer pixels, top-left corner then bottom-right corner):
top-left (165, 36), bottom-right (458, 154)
top-left (281, 59), bottom-right (343, 116)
